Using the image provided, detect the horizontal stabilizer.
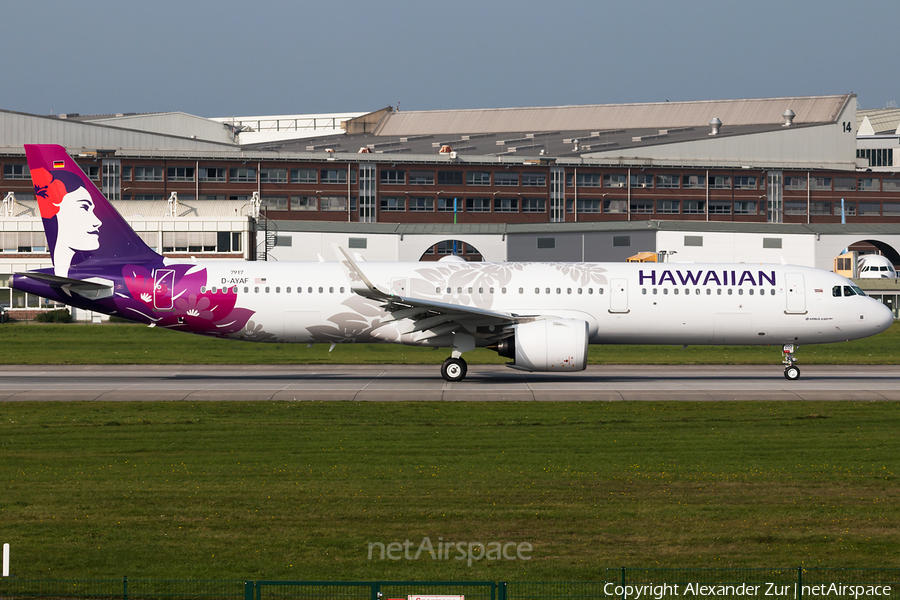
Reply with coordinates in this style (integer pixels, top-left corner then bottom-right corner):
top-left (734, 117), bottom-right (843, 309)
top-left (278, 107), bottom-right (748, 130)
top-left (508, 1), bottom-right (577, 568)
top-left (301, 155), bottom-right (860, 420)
top-left (17, 272), bottom-right (113, 299)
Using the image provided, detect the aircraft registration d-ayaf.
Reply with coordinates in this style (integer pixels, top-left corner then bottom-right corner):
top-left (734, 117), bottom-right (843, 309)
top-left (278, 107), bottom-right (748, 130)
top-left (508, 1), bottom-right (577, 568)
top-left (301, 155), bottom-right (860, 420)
top-left (13, 145), bottom-right (894, 381)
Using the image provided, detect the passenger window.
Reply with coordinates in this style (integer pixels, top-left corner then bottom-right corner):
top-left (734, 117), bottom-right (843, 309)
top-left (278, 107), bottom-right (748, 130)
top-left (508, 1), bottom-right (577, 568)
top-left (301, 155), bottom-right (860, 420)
top-left (340, 287), bottom-right (345, 293)
top-left (517, 288), bottom-right (522, 294)
top-left (727, 289), bottom-right (733, 295)
top-left (642, 288), bottom-right (647, 295)
top-left (244, 287), bottom-right (249, 293)
top-left (308, 287), bottom-right (313, 293)
top-left (588, 288), bottom-right (593, 294)
top-left (695, 289), bottom-right (700, 295)
top-left (436, 287), bottom-right (441, 293)
top-left (490, 287), bottom-right (495, 293)
top-left (770, 289), bottom-right (775, 295)
top-left (318, 287), bottom-right (323, 293)
top-left (201, 286), bottom-right (207, 293)
top-left (276, 287), bottom-right (281, 293)
top-left (286, 287), bottom-right (291, 293)
top-left (663, 288), bottom-right (669, 295)
top-left (232, 286), bottom-right (238, 294)
top-left (674, 289), bottom-right (679, 295)
top-left (457, 287), bottom-right (462, 293)
top-left (446, 287), bottom-right (451, 294)
top-left (578, 288), bottom-right (582, 294)
top-left (738, 289), bottom-right (743, 295)
top-left (653, 288), bottom-right (658, 295)
top-left (706, 289), bottom-right (711, 295)
top-left (265, 287), bottom-right (270, 293)
top-left (567, 288), bottom-right (572, 294)
top-left (468, 287), bottom-right (473, 294)
top-left (479, 287), bottom-right (483, 294)
top-left (749, 289), bottom-right (754, 295)
top-left (599, 288), bottom-right (604, 295)
top-left (546, 288), bottom-right (551, 294)
top-left (254, 287), bottom-right (259, 293)
top-left (535, 288), bottom-right (540, 294)
top-left (717, 289), bottom-right (722, 295)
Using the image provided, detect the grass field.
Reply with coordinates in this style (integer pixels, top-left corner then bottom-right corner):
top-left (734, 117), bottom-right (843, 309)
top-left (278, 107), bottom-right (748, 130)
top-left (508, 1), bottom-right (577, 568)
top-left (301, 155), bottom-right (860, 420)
top-left (2, 401), bottom-right (899, 580)
top-left (0, 321), bottom-right (899, 365)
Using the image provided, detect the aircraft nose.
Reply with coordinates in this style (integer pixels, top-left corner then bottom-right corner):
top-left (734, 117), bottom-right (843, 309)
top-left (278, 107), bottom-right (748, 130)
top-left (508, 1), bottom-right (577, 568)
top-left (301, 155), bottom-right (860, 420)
top-left (872, 300), bottom-right (894, 333)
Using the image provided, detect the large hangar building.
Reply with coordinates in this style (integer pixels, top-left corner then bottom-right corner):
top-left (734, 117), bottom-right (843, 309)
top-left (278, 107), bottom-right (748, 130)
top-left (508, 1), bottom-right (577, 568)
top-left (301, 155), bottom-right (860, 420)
top-left (3, 93), bottom-right (900, 317)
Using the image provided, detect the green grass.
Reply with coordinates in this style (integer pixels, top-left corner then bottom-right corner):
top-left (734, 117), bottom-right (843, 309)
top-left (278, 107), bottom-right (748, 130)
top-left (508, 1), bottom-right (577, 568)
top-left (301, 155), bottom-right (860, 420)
top-left (0, 321), bottom-right (898, 365)
top-left (1, 401), bottom-right (899, 580)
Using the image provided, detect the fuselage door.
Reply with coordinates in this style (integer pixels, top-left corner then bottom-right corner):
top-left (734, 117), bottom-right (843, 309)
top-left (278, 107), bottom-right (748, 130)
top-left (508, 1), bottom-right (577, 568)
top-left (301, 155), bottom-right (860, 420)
top-left (785, 272), bottom-right (806, 314)
top-left (609, 278), bottom-right (629, 313)
top-left (153, 268), bottom-right (176, 310)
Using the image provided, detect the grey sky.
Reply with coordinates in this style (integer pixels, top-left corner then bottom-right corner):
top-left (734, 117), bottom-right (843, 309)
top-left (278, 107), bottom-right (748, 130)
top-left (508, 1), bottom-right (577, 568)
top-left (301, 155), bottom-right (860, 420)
top-left (6, 0), bottom-right (897, 118)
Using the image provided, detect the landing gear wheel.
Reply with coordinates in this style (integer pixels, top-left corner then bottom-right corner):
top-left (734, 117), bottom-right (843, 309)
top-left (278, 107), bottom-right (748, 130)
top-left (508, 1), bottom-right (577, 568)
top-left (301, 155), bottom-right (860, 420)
top-left (441, 357), bottom-right (467, 382)
top-left (784, 365), bottom-right (801, 381)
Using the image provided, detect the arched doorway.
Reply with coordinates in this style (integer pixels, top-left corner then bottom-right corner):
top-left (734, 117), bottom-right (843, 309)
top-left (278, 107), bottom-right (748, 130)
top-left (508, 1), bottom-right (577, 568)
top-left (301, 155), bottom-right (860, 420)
top-left (419, 240), bottom-right (484, 262)
top-left (848, 239), bottom-right (900, 267)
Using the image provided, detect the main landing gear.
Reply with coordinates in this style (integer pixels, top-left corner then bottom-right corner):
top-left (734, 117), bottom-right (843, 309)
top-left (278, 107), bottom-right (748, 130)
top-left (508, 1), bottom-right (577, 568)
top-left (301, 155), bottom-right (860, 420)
top-left (782, 343), bottom-right (800, 380)
top-left (441, 357), bottom-right (468, 382)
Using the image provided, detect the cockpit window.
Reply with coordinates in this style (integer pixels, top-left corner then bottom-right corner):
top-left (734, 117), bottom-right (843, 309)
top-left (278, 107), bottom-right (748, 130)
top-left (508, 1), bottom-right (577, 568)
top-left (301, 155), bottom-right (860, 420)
top-left (851, 285), bottom-right (866, 296)
top-left (834, 285), bottom-right (866, 297)
top-left (844, 285), bottom-right (854, 297)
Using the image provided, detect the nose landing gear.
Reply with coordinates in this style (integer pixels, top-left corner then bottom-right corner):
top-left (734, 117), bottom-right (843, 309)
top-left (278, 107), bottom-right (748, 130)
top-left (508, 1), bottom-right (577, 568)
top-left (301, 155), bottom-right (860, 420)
top-left (782, 344), bottom-right (800, 380)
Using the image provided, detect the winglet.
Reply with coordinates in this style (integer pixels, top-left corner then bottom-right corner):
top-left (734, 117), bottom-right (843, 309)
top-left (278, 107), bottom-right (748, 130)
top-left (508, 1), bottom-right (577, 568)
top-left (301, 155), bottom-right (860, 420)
top-left (337, 246), bottom-right (391, 300)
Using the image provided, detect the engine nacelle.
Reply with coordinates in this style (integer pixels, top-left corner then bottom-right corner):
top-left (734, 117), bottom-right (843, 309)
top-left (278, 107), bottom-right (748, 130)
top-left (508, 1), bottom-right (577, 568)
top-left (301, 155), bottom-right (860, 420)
top-left (494, 318), bottom-right (588, 372)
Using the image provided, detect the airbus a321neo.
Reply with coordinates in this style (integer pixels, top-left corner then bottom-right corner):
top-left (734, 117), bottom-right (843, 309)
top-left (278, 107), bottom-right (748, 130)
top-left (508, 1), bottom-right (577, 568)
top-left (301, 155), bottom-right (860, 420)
top-left (12, 145), bottom-right (894, 381)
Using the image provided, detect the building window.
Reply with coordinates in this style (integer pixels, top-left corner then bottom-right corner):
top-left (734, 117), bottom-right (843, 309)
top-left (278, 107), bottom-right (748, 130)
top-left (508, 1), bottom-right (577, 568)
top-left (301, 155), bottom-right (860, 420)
top-left (884, 179), bottom-right (900, 192)
top-left (521, 198), bottom-right (546, 213)
top-left (604, 199), bottom-right (626, 213)
top-left (79, 164), bottom-right (101, 180)
top-left (710, 175), bottom-right (732, 189)
top-left (522, 172), bottom-right (546, 187)
top-left (261, 196), bottom-right (288, 211)
top-left (409, 197), bottom-right (434, 211)
top-left (275, 235), bottom-right (292, 247)
top-left (348, 237), bottom-right (367, 249)
top-left (291, 168), bottom-right (317, 183)
top-left (656, 174), bottom-right (679, 189)
top-left (537, 237), bottom-right (556, 249)
top-left (858, 178), bottom-right (879, 192)
top-left (630, 173), bottom-right (653, 188)
top-left (167, 166), bottom-right (195, 182)
top-left (810, 201), bottom-right (832, 215)
top-left (380, 196), bottom-right (406, 211)
top-left (859, 202), bottom-right (880, 216)
top-left (857, 148), bottom-right (893, 168)
top-left (3, 164), bottom-right (30, 180)
top-left (603, 173), bottom-right (627, 188)
top-left (495, 172), bottom-right (519, 186)
top-left (734, 201), bottom-right (757, 215)
top-left (810, 177), bottom-right (832, 191)
top-left (682, 174), bottom-right (706, 189)
top-left (684, 235), bottom-right (703, 247)
top-left (785, 201), bottom-right (807, 215)
top-left (438, 198), bottom-right (461, 212)
top-left (230, 167), bottom-right (256, 183)
top-left (466, 198), bottom-right (491, 212)
top-left (613, 235), bottom-right (631, 247)
top-left (409, 170), bottom-right (434, 185)
top-left (575, 199), bottom-right (601, 213)
top-left (630, 199), bottom-right (654, 213)
top-left (321, 169), bottom-right (347, 184)
top-left (466, 171), bottom-right (491, 186)
top-left (735, 176), bottom-right (757, 189)
top-left (199, 167), bottom-right (226, 182)
top-left (134, 166), bottom-right (163, 181)
top-left (682, 200), bottom-right (705, 214)
top-left (841, 202), bottom-right (856, 216)
top-left (784, 176), bottom-right (807, 190)
top-left (834, 177), bottom-right (856, 191)
top-left (260, 168), bottom-right (288, 183)
top-left (291, 196), bottom-right (317, 211)
top-left (437, 170), bottom-right (463, 185)
top-left (763, 237), bottom-right (782, 249)
top-left (657, 199), bottom-right (680, 214)
top-left (568, 172), bottom-right (600, 188)
top-left (708, 201), bottom-right (731, 214)
top-left (320, 196), bottom-right (347, 211)
top-left (380, 170), bottom-right (405, 185)
top-left (121, 166), bottom-right (132, 181)
top-left (494, 198), bottom-right (519, 212)
top-left (134, 194), bottom-right (164, 201)
top-left (883, 202), bottom-right (900, 216)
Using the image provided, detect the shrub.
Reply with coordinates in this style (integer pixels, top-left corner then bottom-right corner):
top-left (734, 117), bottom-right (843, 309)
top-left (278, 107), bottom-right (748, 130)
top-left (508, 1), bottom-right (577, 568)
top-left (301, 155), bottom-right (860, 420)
top-left (33, 309), bottom-right (73, 323)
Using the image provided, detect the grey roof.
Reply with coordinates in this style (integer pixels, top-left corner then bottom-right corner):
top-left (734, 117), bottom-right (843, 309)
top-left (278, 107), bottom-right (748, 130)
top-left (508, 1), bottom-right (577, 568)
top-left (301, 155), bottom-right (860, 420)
top-left (857, 108), bottom-right (900, 134)
top-left (374, 95), bottom-right (848, 135)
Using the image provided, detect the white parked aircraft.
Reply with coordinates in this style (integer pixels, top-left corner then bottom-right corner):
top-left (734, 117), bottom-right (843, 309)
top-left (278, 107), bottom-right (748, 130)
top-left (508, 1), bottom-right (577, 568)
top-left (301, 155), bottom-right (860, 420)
top-left (858, 254), bottom-right (897, 279)
top-left (12, 145), bottom-right (894, 382)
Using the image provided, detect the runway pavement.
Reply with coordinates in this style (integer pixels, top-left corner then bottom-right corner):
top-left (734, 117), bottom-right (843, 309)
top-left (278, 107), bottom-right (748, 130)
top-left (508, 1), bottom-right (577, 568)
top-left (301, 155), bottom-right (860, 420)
top-left (2, 364), bottom-right (899, 401)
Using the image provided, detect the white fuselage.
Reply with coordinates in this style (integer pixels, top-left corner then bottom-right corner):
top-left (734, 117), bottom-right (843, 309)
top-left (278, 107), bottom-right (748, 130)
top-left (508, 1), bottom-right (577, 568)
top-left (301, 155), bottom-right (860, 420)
top-left (174, 260), bottom-right (893, 347)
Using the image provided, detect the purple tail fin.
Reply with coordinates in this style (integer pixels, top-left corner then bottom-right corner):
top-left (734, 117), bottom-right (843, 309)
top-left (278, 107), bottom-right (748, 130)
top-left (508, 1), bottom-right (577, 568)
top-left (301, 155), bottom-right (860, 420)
top-left (25, 144), bottom-right (161, 278)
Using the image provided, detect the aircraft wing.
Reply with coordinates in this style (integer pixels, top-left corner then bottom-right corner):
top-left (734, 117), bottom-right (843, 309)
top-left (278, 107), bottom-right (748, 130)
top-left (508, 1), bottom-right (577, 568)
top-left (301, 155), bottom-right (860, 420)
top-left (337, 248), bottom-right (529, 338)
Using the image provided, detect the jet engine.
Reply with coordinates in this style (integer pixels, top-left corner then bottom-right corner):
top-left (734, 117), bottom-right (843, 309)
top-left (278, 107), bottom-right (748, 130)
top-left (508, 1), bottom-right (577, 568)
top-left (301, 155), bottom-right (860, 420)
top-left (492, 318), bottom-right (588, 372)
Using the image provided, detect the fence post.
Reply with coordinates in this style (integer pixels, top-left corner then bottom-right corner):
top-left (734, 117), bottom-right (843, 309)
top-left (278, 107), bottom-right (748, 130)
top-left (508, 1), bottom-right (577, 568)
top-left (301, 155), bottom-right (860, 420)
top-left (244, 581), bottom-right (254, 600)
top-left (497, 581), bottom-right (505, 600)
top-left (797, 567), bottom-right (802, 600)
top-left (621, 567), bottom-right (626, 600)
top-left (371, 582), bottom-right (381, 600)
top-left (123, 576), bottom-right (128, 600)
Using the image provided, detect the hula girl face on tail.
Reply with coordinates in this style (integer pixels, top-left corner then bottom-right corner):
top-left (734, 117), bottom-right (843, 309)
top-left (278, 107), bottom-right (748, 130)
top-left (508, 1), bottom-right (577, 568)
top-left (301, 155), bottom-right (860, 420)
top-left (32, 167), bottom-right (102, 277)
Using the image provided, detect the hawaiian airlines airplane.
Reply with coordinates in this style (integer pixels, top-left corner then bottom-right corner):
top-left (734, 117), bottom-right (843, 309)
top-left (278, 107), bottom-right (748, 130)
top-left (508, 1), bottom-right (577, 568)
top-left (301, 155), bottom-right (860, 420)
top-left (12, 145), bottom-right (894, 382)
